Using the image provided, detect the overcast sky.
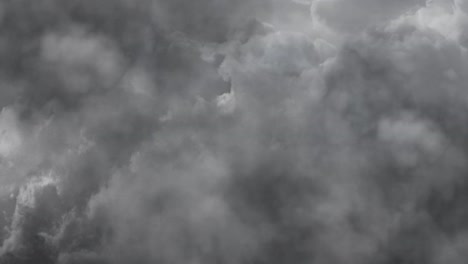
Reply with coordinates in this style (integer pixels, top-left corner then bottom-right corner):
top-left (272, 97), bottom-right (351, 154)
top-left (1, 0), bottom-right (468, 263)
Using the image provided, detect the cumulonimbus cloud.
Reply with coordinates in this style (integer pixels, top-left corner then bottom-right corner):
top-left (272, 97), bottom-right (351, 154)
top-left (1, 0), bottom-right (468, 263)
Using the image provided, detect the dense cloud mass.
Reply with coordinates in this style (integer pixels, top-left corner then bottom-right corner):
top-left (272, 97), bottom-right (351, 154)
top-left (0, 0), bottom-right (468, 263)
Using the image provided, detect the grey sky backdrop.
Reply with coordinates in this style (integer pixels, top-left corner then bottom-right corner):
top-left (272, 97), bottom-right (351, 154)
top-left (1, 0), bottom-right (468, 263)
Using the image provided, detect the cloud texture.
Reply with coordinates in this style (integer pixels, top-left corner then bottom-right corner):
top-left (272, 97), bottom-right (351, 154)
top-left (1, 0), bottom-right (468, 263)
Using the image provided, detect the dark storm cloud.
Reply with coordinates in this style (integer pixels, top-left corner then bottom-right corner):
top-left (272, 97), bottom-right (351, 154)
top-left (1, 0), bottom-right (468, 264)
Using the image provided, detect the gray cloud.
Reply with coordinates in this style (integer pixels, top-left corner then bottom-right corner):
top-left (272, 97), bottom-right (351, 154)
top-left (0, 0), bottom-right (468, 264)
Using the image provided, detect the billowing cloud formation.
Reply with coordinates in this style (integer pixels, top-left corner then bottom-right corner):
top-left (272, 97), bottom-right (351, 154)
top-left (1, 0), bottom-right (468, 263)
